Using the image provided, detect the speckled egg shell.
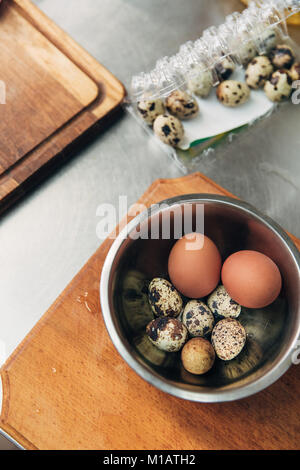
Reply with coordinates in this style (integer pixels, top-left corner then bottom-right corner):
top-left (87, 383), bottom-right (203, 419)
top-left (153, 114), bottom-right (184, 147)
top-left (270, 45), bottom-right (295, 70)
top-left (187, 68), bottom-right (213, 98)
top-left (264, 69), bottom-right (292, 102)
top-left (136, 98), bottom-right (165, 125)
top-left (290, 62), bottom-right (300, 81)
top-left (208, 285), bottom-right (241, 319)
top-left (216, 80), bottom-right (250, 107)
top-left (239, 41), bottom-right (257, 66)
top-left (146, 317), bottom-right (188, 352)
top-left (211, 318), bottom-right (246, 361)
top-left (165, 90), bottom-right (199, 119)
top-left (245, 56), bottom-right (273, 89)
top-left (148, 278), bottom-right (183, 318)
top-left (182, 300), bottom-right (215, 337)
top-left (215, 57), bottom-right (235, 81)
top-left (256, 29), bottom-right (278, 54)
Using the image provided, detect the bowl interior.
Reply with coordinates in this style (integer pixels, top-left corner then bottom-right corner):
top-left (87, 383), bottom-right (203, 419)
top-left (106, 197), bottom-right (300, 396)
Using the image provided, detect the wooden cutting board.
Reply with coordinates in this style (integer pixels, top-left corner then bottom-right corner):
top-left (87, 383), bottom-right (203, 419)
top-left (1, 173), bottom-right (300, 450)
top-left (0, 0), bottom-right (125, 213)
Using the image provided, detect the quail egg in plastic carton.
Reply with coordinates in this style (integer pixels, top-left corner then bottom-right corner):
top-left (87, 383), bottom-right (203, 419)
top-left (128, 0), bottom-right (300, 168)
top-left (245, 56), bottom-right (274, 89)
top-left (255, 28), bottom-right (280, 55)
top-left (136, 96), bottom-right (165, 126)
top-left (215, 57), bottom-right (236, 82)
top-left (264, 69), bottom-right (292, 101)
top-left (153, 114), bottom-right (185, 148)
top-left (186, 66), bottom-right (213, 98)
top-left (216, 80), bottom-right (251, 107)
top-left (290, 62), bottom-right (300, 81)
top-left (270, 44), bottom-right (295, 69)
top-left (165, 89), bottom-right (199, 120)
top-left (238, 40), bottom-right (258, 66)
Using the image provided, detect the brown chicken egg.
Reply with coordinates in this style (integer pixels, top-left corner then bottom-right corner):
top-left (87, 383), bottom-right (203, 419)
top-left (168, 233), bottom-right (222, 298)
top-left (222, 250), bottom-right (282, 309)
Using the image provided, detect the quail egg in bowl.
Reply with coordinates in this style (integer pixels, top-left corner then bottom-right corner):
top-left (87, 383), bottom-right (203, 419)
top-left (100, 194), bottom-right (300, 402)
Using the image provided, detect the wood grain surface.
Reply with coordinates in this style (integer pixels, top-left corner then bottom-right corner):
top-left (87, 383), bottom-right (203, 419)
top-left (1, 172), bottom-right (300, 450)
top-left (0, 0), bottom-right (125, 212)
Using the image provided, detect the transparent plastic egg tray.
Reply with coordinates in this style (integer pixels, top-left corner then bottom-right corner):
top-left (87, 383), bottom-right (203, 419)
top-left (127, 0), bottom-right (300, 172)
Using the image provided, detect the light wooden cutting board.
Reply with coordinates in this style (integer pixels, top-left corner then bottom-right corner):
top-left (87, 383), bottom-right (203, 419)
top-left (0, 0), bottom-right (125, 213)
top-left (1, 172), bottom-right (300, 450)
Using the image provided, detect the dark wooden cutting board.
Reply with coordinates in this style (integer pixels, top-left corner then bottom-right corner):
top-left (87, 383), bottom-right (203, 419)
top-left (1, 173), bottom-right (300, 450)
top-left (0, 0), bottom-right (125, 212)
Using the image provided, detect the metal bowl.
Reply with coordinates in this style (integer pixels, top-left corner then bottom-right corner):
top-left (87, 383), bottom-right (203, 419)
top-left (100, 195), bottom-right (300, 402)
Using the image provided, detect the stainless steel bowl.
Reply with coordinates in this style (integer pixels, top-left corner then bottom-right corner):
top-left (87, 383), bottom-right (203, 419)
top-left (100, 195), bottom-right (300, 402)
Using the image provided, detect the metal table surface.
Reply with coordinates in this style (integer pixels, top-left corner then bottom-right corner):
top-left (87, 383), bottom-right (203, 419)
top-left (0, 0), bottom-right (299, 450)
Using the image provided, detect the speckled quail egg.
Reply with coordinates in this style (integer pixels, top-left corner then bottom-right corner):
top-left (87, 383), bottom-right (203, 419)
top-left (208, 285), bottom-right (241, 319)
top-left (215, 57), bottom-right (235, 81)
top-left (245, 56), bottom-right (273, 89)
top-left (136, 98), bottom-right (165, 125)
top-left (186, 67), bottom-right (213, 98)
top-left (181, 337), bottom-right (215, 375)
top-left (270, 44), bottom-right (295, 70)
top-left (182, 300), bottom-right (215, 337)
top-left (216, 80), bottom-right (250, 107)
top-left (255, 28), bottom-right (278, 55)
top-left (146, 317), bottom-right (188, 352)
top-left (165, 90), bottom-right (199, 119)
top-left (153, 114), bottom-right (184, 148)
top-left (211, 318), bottom-right (246, 361)
top-left (290, 62), bottom-right (300, 81)
top-left (239, 41), bottom-right (257, 66)
top-left (148, 278), bottom-right (183, 318)
top-left (264, 69), bottom-right (292, 102)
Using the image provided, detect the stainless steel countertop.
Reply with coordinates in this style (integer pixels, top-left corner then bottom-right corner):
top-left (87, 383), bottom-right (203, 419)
top-left (0, 0), bottom-right (299, 449)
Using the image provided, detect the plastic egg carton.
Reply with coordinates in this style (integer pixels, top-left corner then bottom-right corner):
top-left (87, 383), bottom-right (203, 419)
top-left (128, 0), bottom-right (300, 173)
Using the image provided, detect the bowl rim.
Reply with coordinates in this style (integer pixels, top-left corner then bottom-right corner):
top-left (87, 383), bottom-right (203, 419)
top-left (100, 194), bottom-right (300, 403)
